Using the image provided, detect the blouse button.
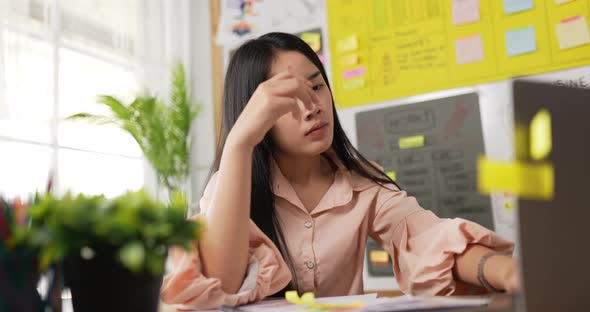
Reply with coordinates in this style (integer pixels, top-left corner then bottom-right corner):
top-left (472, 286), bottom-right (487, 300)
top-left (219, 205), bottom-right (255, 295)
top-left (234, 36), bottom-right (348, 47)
top-left (304, 221), bottom-right (313, 228)
top-left (306, 261), bottom-right (315, 269)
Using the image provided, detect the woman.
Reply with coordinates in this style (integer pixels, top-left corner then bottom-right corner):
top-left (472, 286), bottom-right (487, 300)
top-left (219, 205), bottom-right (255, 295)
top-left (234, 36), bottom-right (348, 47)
top-left (160, 32), bottom-right (516, 310)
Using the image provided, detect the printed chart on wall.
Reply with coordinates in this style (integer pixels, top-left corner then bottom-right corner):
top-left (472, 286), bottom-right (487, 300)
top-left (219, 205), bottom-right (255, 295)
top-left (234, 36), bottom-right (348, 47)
top-left (356, 93), bottom-right (493, 229)
top-left (328, 0), bottom-right (590, 107)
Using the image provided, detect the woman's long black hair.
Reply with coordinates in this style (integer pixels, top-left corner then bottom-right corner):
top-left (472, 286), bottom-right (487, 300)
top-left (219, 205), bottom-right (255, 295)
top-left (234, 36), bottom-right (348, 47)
top-left (206, 32), bottom-right (400, 292)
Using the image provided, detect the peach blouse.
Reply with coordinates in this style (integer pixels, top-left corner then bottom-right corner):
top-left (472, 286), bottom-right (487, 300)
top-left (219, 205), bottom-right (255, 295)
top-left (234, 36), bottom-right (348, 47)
top-left (160, 155), bottom-right (513, 310)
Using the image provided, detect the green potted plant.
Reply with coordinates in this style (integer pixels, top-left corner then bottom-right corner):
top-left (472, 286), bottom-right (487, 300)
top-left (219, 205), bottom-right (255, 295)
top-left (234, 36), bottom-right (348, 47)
top-left (11, 190), bottom-right (203, 312)
top-left (67, 62), bottom-right (200, 202)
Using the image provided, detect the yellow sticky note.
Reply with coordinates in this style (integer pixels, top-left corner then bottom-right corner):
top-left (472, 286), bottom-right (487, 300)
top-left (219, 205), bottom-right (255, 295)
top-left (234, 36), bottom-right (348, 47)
top-left (478, 157), bottom-right (554, 200)
top-left (530, 109), bottom-right (552, 161)
top-left (370, 250), bottom-right (390, 264)
top-left (301, 32), bottom-right (321, 52)
top-left (285, 290), bottom-right (365, 310)
top-left (504, 200), bottom-right (514, 210)
top-left (555, 16), bottom-right (590, 50)
top-left (343, 77), bottom-right (365, 90)
top-left (386, 171), bottom-right (396, 181)
top-left (340, 54), bottom-right (359, 66)
top-left (399, 135), bottom-right (425, 149)
top-left (337, 34), bottom-right (358, 53)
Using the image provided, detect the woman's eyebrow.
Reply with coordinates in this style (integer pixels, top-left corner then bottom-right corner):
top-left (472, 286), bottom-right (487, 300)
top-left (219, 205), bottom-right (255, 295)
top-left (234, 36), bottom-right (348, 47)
top-left (307, 71), bottom-right (321, 80)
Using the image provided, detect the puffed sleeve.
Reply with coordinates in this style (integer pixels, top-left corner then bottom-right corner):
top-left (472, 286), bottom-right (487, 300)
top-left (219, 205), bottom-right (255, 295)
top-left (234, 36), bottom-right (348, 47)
top-left (160, 173), bottom-right (292, 310)
top-left (369, 184), bottom-right (513, 295)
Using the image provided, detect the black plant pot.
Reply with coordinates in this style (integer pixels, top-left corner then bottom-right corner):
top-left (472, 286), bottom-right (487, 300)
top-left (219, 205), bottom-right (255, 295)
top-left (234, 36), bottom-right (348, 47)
top-left (63, 245), bottom-right (163, 312)
top-left (0, 249), bottom-right (43, 312)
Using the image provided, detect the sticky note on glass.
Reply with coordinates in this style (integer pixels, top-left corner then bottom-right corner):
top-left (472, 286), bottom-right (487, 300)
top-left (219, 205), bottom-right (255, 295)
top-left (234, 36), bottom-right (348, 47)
top-left (399, 135), bottom-right (425, 149)
top-left (506, 26), bottom-right (537, 56)
top-left (340, 54), bottom-right (358, 66)
top-left (530, 109), bottom-right (552, 160)
top-left (301, 32), bottom-right (321, 52)
top-left (556, 16), bottom-right (590, 50)
top-left (386, 171), bottom-right (396, 181)
top-left (337, 34), bottom-right (358, 53)
top-left (343, 77), bottom-right (365, 90)
top-left (342, 66), bottom-right (366, 79)
top-left (478, 157), bottom-right (554, 200)
top-left (455, 34), bottom-right (484, 64)
top-left (452, 0), bottom-right (480, 25)
top-left (503, 0), bottom-right (533, 14)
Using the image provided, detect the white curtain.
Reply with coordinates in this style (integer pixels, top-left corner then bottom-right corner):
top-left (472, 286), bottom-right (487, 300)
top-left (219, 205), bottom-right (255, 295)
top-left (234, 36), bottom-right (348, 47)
top-left (137, 0), bottom-right (215, 211)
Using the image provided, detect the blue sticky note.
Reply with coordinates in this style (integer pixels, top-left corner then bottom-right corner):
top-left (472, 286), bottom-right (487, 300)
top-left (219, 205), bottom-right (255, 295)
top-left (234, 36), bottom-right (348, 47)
top-left (503, 0), bottom-right (534, 14)
top-left (506, 26), bottom-right (537, 56)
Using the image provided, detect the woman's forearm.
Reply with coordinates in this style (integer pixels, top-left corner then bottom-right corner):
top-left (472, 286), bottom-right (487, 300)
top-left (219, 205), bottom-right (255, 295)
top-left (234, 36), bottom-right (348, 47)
top-left (199, 139), bottom-right (253, 294)
top-left (453, 244), bottom-right (514, 291)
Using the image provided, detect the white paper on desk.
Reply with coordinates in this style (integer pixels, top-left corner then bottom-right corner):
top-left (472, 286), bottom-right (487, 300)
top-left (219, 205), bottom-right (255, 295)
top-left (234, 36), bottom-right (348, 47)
top-left (238, 293), bottom-right (378, 312)
top-left (358, 295), bottom-right (489, 312)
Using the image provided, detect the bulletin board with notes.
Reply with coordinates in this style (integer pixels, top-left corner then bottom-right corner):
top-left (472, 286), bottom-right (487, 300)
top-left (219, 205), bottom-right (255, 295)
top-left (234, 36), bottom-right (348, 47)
top-left (327, 0), bottom-right (590, 108)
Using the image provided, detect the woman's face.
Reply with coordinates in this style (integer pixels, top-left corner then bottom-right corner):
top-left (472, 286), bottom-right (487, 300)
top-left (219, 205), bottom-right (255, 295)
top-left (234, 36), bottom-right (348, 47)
top-left (267, 50), bottom-right (334, 157)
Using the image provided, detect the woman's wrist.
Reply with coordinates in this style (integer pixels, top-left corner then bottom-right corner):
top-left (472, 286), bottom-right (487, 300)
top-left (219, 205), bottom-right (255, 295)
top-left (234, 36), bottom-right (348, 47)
top-left (479, 252), bottom-right (513, 292)
top-left (225, 132), bottom-right (256, 153)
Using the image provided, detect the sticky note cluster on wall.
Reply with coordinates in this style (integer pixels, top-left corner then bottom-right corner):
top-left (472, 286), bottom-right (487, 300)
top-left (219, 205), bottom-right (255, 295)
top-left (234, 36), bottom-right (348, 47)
top-left (327, 0), bottom-right (590, 108)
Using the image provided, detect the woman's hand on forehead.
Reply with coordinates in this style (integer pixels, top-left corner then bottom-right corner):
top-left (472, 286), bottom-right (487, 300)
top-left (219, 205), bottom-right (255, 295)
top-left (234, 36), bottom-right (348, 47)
top-left (225, 68), bottom-right (320, 150)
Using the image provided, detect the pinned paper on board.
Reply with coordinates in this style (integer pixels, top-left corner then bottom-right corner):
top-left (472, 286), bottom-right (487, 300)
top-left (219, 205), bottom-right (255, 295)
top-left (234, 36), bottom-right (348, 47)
top-left (301, 32), bottom-right (322, 52)
top-left (555, 16), bottom-right (590, 50)
top-left (340, 54), bottom-right (359, 66)
top-left (506, 26), bottom-right (537, 56)
top-left (343, 77), bottom-right (365, 90)
top-left (337, 34), bottom-right (358, 53)
top-left (452, 0), bottom-right (480, 25)
top-left (503, 0), bottom-right (534, 15)
top-left (343, 66), bottom-right (367, 79)
top-left (398, 135), bottom-right (425, 149)
top-left (455, 34), bottom-right (485, 64)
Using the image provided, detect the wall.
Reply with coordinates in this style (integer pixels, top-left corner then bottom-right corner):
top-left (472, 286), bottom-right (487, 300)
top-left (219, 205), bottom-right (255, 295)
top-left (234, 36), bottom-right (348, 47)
top-left (210, 0), bottom-right (590, 292)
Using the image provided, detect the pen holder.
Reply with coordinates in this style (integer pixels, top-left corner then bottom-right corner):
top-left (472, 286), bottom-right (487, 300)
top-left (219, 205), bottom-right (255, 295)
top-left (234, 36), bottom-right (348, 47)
top-left (63, 244), bottom-right (163, 312)
top-left (0, 248), bottom-right (44, 312)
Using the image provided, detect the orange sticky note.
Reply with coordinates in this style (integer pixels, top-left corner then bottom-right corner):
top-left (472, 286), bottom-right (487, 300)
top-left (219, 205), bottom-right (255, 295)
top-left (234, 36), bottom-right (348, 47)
top-left (370, 250), bottom-right (390, 265)
top-left (555, 16), bottom-right (590, 50)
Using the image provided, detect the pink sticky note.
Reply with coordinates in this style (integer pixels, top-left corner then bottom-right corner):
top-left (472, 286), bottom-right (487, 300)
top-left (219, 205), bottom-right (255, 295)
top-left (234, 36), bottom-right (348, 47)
top-left (452, 0), bottom-right (480, 25)
top-left (343, 66), bottom-right (367, 79)
top-left (455, 34), bottom-right (484, 64)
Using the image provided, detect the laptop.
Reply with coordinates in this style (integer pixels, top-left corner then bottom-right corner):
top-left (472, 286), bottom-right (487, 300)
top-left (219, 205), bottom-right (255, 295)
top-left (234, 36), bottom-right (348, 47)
top-left (512, 80), bottom-right (590, 312)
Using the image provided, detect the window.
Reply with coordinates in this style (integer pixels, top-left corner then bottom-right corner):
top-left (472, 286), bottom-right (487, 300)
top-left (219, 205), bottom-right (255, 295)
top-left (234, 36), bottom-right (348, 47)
top-left (0, 0), bottom-right (144, 198)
